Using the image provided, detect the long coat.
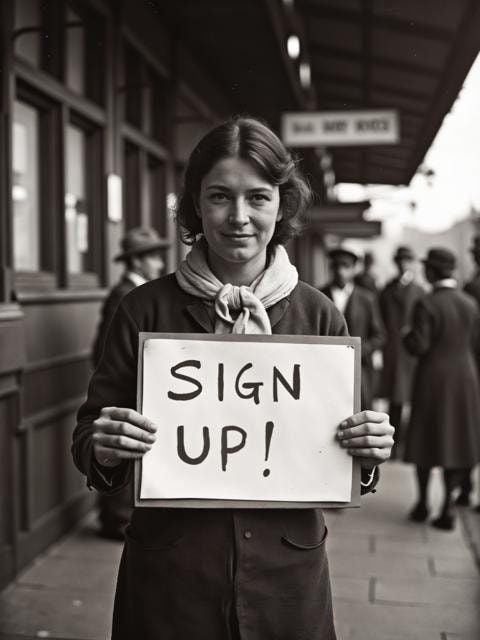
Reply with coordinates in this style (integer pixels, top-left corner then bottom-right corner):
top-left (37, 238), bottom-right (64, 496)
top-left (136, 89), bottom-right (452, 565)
top-left (72, 274), bottom-right (357, 640)
top-left (92, 275), bottom-right (138, 532)
top-left (465, 273), bottom-right (480, 371)
top-left (92, 275), bottom-right (137, 367)
top-left (404, 285), bottom-right (480, 468)
top-left (322, 285), bottom-right (385, 409)
top-left (379, 278), bottom-right (424, 404)
top-left (464, 272), bottom-right (480, 307)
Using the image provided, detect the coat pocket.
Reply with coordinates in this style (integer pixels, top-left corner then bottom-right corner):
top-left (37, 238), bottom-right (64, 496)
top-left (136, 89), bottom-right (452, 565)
top-left (281, 525), bottom-right (328, 550)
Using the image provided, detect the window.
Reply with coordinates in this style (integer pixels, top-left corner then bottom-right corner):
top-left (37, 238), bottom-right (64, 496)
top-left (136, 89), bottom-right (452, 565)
top-left (11, 2), bottom-right (107, 292)
top-left (65, 114), bottom-right (104, 287)
top-left (121, 40), bottom-right (173, 258)
top-left (123, 142), bottom-right (141, 230)
top-left (122, 42), bottom-right (170, 143)
top-left (65, 125), bottom-right (88, 274)
top-left (144, 66), bottom-right (169, 144)
top-left (146, 156), bottom-right (167, 236)
top-left (65, 6), bottom-right (86, 95)
top-left (124, 45), bottom-right (143, 129)
top-left (64, 1), bottom-right (105, 104)
top-left (14, 0), bottom-right (42, 68)
top-left (12, 101), bottom-right (41, 271)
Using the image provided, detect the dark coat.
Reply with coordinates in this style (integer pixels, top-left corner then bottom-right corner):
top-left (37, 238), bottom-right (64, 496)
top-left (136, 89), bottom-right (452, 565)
top-left (464, 272), bottom-right (480, 307)
top-left (92, 275), bottom-right (138, 532)
top-left (73, 274), bottom-right (354, 640)
top-left (354, 271), bottom-right (377, 294)
top-left (404, 286), bottom-right (480, 468)
top-left (92, 275), bottom-right (137, 367)
top-left (322, 284), bottom-right (385, 409)
top-left (379, 278), bottom-right (424, 404)
top-left (465, 273), bottom-right (480, 371)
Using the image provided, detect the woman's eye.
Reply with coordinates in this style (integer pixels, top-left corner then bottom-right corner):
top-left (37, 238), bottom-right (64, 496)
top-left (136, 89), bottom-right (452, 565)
top-left (251, 193), bottom-right (270, 203)
top-left (210, 192), bottom-right (228, 202)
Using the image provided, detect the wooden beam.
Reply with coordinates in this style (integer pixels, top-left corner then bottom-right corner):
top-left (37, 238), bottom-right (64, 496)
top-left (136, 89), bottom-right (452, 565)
top-left (303, 4), bottom-right (457, 43)
top-left (316, 90), bottom-right (427, 119)
top-left (310, 43), bottom-right (443, 78)
top-left (262, 0), bottom-right (307, 109)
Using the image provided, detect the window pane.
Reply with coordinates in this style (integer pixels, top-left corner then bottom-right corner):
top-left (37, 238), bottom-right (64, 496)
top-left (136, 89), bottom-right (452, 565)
top-left (123, 142), bottom-right (141, 228)
top-left (147, 68), bottom-right (169, 143)
top-left (14, 0), bottom-right (41, 67)
top-left (124, 45), bottom-right (142, 128)
top-left (12, 101), bottom-right (40, 271)
top-left (146, 156), bottom-right (167, 236)
top-left (66, 6), bottom-right (85, 94)
top-left (65, 125), bottom-right (88, 274)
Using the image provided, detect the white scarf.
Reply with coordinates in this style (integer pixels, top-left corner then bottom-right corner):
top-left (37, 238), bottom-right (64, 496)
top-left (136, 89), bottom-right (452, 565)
top-left (175, 238), bottom-right (298, 334)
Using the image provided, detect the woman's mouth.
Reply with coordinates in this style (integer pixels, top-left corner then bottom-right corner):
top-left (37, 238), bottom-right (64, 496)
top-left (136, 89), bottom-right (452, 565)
top-left (223, 233), bottom-right (253, 241)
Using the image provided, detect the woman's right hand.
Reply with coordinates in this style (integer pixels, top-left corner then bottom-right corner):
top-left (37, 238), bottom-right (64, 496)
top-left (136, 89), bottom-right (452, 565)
top-left (92, 407), bottom-right (157, 468)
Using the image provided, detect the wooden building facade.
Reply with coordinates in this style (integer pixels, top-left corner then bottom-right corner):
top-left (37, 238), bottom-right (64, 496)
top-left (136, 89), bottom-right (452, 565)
top-left (0, 0), bottom-right (232, 590)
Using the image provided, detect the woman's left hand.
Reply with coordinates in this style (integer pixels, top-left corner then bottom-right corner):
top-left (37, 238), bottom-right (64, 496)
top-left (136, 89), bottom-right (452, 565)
top-left (337, 410), bottom-right (395, 469)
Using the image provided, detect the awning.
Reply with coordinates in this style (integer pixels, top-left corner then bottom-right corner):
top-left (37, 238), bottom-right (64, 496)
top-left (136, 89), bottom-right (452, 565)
top-left (156, 0), bottom-right (480, 186)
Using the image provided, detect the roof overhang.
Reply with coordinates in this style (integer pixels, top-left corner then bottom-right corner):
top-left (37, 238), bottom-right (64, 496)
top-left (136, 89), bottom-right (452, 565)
top-left (155, 0), bottom-right (480, 187)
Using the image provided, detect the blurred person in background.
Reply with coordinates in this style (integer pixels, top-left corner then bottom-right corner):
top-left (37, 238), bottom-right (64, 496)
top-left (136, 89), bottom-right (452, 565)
top-left (379, 246), bottom-right (424, 458)
top-left (404, 248), bottom-right (480, 530)
top-left (456, 234), bottom-right (480, 509)
top-left (322, 245), bottom-right (385, 410)
top-left (354, 250), bottom-right (378, 294)
top-left (93, 227), bottom-right (166, 540)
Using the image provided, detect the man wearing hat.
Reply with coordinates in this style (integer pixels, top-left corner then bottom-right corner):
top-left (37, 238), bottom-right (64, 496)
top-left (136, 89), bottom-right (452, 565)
top-left (354, 251), bottom-right (378, 294)
top-left (92, 227), bottom-right (166, 539)
top-left (379, 246), bottom-right (424, 457)
top-left (404, 247), bottom-right (480, 530)
top-left (93, 227), bottom-right (167, 366)
top-left (465, 234), bottom-right (480, 306)
top-left (321, 244), bottom-right (385, 409)
top-left (456, 234), bottom-right (480, 507)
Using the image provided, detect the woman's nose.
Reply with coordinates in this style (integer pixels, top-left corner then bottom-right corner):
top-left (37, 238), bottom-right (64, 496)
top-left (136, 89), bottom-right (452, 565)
top-left (228, 198), bottom-right (249, 224)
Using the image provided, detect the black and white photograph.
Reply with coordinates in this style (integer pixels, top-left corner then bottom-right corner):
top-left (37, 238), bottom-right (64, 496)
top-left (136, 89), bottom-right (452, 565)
top-left (0, 1), bottom-right (480, 639)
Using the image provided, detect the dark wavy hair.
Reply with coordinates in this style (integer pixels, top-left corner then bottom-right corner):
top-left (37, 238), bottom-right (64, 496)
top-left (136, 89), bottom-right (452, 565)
top-left (176, 116), bottom-right (311, 246)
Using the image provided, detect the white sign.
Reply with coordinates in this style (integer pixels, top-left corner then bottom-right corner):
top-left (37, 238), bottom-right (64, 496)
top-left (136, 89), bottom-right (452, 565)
top-left (282, 110), bottom-right (399, 147)
top-left (137, 334), bottom-right (359, 505)
top-left (107, 173), bottom-right (123, 222)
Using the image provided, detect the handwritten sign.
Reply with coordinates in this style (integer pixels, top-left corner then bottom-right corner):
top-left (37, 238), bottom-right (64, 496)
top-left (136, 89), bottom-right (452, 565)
top-left (135, 334), bottom-right (360, 508)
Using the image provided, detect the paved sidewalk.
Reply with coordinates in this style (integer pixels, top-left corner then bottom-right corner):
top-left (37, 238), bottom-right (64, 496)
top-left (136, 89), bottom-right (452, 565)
top-left (326, 462), bottom-right (480, 640)
top-left (0, 462), bottom-right (479, 640)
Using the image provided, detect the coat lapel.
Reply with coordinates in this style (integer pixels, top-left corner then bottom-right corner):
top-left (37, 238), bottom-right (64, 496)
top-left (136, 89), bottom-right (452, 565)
top-left (268, 297), bottom-right (291, 330)
top-left (185, 300), bottom-right (214, 333)
top-left (344, 287), bottom-right (357, 329)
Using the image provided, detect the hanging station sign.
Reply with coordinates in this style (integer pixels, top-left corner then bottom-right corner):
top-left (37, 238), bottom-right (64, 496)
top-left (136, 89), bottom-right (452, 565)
top-left (282, 109), bottom-right (400, 147)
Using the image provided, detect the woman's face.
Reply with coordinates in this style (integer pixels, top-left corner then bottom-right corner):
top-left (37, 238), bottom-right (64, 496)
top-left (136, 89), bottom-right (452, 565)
top-left (197, 156), bottom-right (281, 284)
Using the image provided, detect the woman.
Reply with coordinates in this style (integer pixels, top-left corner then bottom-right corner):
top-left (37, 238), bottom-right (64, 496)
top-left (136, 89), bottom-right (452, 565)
top-left (72, 117), bottom-right (394, 640)
top-left (404, 247), bottom-right (480, 530)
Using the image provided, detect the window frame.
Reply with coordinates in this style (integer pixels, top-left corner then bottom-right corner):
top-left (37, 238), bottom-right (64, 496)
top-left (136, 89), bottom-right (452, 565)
top-left (120, 35), bottom-right (174, 263)
top-left (11, 1), bottom-right (108, 295)
top-left (13, 81), bottom-right (61, 291)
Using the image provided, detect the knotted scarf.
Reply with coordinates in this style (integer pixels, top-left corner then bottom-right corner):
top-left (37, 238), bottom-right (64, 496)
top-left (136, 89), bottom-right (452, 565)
top-left (175, 237), bottom-right (298, 334)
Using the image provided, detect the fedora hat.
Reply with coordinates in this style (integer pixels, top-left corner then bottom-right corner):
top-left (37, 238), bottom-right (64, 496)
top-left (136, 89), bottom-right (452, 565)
top-left (329, 242), bottom-right (360, 262)
top-left (394, 246), bottom-right (415, 261)
top-left (421, 247), bottom-right (456, 272)
top-left (114, 227), bottom-right (169, 262)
